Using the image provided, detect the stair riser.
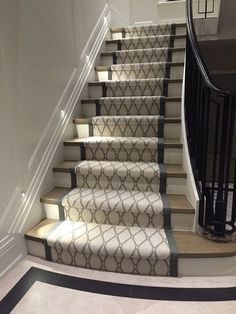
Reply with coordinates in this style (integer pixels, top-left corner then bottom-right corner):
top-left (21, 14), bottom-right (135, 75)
top-left (106, 38), bottom-right (186, 52)
top-left (42, 203), bottom-right (194, 231)
top-left (96, 65), bottom-right (183, 81)
top-left (111, 27), bottom-right (186, 40)
top-left (64, 145), bottom-right (182, 164)
top-left (74, 122), bottom-right (180, 139)
top-left (88, 82), bottom-right (182, 98)
top-left (81, 101), bottom-right (181, 117)
top-left (101, 51), bottom-right (185, 66)
top-left (53, 171), bottom-right (186, 194)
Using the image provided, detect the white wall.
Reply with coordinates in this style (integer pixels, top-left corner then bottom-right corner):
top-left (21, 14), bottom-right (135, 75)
top-left (130, 0), bottom-right (159, 25)
top-left (0, 0), bottom-right (162, 277)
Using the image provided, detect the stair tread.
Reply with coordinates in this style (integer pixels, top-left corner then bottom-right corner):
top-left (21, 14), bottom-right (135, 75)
top-left (96, 62), bottom-right (184, 71)
top-left (174, 231), bottom-right (236, 258)
top-left (101, 47), bottom-right (185, 57)
top-left (53, 160), bottom-right (186, 178)
top-left (73, 116), bottom-right (181, 124)
top-left (106, 34), bottom-right (186, 44)
top-left (26, 219), bottom-right (170, 259)
top-left (26, 219), bottom-right (236, 259)
top-left (88, 78), bottom-right (183, 86)
top-left (110, 23), bottom-right (186, 33)
top-left (41, 187), bottom-right (193, 214)
top-left (62, 188), bottom-right (164, 215)
top-left (40, 188), bottom-right (72, 205)
top-left (64, 137), bottom-right (182, 148)
top-left (53, 161), bottom-right (79, 173)
top-left (81, 96), bottom-right (181, 104)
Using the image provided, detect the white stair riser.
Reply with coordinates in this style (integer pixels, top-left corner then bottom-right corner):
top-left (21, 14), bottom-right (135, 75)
top-left (164, 147), bottom-right (182, 164)
top-left (96, 65), bottom-right (184, 81)
top-left (171, 213), bottom-right (194, 231)
top-left (54, 172), bottom-right (72, 188)
top-left (53, 170), bottom-right (186, 193)
top-left (101, 51), bottom-right (185, 66)
top-left (64, 145), bottom-right (182, 164)
top-left (26, 240), bottom-right (46, 259)
top-left (88, 82), bottom-right (182, 98)
top-left (44, 203), bottom-right (60, 220)
top-left (75, 122), bottom-right (180, 139)
top-left (179, 257), bottom-right (236, 276)
top-left (111, 27), bottom-right (186, 40)
top-left (164, 123), bottom-right (181, 139)
top-left (106, 38), bottom-right (186, 52)
top-left (166, 177), bottom-right (186, 194)
top-left (81, 101), bottom-right (181, 118)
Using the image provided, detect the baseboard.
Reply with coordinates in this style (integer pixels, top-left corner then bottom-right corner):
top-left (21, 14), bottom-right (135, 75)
top-left (1, 6), bottom-right (111, 236)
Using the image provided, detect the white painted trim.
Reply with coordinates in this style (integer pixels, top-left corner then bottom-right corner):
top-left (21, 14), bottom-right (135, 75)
top-left (181, 54), bottom-right (200, 233)
top-left (1, 7), bottom-right (111, 235)
top-left (0, 236), bottom-right (25, 280)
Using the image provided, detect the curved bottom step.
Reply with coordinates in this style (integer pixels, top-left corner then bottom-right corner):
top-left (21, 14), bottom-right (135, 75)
top-left (25, 219), bottom-right (178, 277)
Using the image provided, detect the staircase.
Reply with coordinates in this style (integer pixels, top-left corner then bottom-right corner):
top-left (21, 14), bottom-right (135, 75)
top-left (25, 23), bottom-right (196, 277)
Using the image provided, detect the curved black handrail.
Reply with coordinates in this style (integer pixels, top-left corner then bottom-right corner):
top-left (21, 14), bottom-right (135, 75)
top-left (186, 0), bottom-right (234, 96)
top-left (185, 0), bottom-right (236, 237)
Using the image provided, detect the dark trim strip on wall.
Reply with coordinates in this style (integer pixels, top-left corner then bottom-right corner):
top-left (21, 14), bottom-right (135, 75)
top-left (1, 267), bottom-right (236, 313)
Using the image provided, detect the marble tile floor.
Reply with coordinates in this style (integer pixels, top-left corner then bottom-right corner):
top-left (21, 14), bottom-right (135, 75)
top-left (1, 256), bottom-right (236, 313)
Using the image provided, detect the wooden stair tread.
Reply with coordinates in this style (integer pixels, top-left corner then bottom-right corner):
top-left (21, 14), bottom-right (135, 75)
top-left (53, 160), bottom-right (186, 178)
top-left (88, 78), bottom-right (183, 86)
top-left (174, 231), bottom-right (236, 258)
top-left (73, 117), bottom-right (181, 124)
top-left (81, 96), bottom-right (182, 104)
top-left (106, 34), bottom-right (186, 44)
top-left (53, 161), bottom-right (79, 173)
top-left (101, 48), bottom-right (186, 57)
top-left (64, 137), bottom-right (182, 148)
top-left (165, 164), bottom-right (186, 178)
top-left (110, 24), bottom-right (186, 33)
top-left (25, 219), bottom-right (61, 242)
top-left (95, 62), bottom-right (184, 71)
top-left (26, 219), bottom-right (236, 259)
top-left (40, 188), bottom-right (71, 205)
top-left (40, 188), bottom-right (193, 214)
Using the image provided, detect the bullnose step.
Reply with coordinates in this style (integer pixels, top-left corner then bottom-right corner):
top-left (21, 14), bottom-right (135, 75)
top-left (25, 218), bottom-right (177, 276)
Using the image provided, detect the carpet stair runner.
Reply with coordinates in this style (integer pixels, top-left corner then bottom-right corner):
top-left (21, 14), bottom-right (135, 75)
top-left (25, 23), bottom-right (191, 277)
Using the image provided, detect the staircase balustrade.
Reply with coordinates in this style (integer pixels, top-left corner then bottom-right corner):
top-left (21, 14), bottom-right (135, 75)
top-left (185, 0), bottom-right (236, 237)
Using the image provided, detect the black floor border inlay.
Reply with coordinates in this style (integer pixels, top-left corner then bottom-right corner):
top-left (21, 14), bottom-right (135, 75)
top-left (1, 267), bottom-right (236, 313)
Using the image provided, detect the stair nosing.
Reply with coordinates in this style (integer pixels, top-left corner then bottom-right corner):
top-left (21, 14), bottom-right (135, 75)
top-left (110, 24), bottom-right (186, 33)
top-left (88, 78), bottom-right (183, 86)
top-left (106, 34), bottom-right (186, 44)
top-left (95, 62), bottom-right (184, 71)
top-left (101, 47), bottom-right (186, 57)
top-left (73, 117), bottom-right (181, 124)
top-left (81, 96), bottom-right (182, 104)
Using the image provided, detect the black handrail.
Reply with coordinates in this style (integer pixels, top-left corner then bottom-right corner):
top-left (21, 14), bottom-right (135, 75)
top-left (186, 0), bottom-right (233, 96)
top-left (185, 0), bottom-right (236, 237)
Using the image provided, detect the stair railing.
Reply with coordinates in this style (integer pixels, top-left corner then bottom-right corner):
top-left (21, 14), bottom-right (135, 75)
top-left (185, 0), bottom-right (236, 237)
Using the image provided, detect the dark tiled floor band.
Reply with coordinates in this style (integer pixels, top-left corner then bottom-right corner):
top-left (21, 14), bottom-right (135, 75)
top-left (1, 267), bottom-right (236, 313)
